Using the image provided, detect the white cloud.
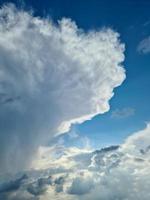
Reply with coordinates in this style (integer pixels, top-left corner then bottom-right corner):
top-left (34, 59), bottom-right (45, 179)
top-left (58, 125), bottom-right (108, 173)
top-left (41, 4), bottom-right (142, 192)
top-left (1, 124), bottom-right (150, 199)
top-left (0, 4), bottom-right (125, 174)
top-left (31, 124), bottom-right (150, 200)
top-left (137, 36), bottom-right (150, 54)
top-left (121, 123), bottom-right (150, 155)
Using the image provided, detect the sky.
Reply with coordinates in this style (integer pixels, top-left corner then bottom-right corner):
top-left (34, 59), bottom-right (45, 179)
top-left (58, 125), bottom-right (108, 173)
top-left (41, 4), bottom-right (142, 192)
top-left (0, 0), bottom-right (150, 200)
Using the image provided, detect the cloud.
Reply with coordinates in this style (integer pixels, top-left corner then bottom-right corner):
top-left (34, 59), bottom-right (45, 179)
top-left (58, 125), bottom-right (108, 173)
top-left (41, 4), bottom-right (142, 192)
top-left (0, 3), bottom-right (125, 174)
top-left (0, 174), bottom-right (27, 194)
top-left (27, 176), bottom-right (52, 196)
top-left (137, 36), bottom-right (150, 54)
top-left (1, 124), bottom-right (150, 199)
top-left (31, 144), bottom-right (92, 171)
top-left (111, 107), bottom-right (135, 119)
top-left (34, 124), bottom-right (150, 200)
top-left (121, 123), bottom-right (150, 154)
top-left (67, 176), bottom-right (94, 195)
top-left (73, 124), bottom-right (150, 200)
top-left (0, 93), bottom-right (20, 105)
top-left (54, 176), bottom-right (65, 193)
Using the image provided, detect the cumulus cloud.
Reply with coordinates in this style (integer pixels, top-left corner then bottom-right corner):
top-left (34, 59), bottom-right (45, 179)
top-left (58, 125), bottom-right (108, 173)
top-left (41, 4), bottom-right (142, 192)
top-left (75, 124), bottom-right (150, 200)
top-left (39, 124), bottom-right (150, 200)
top-left (0, 3), bottom-right (125, 174)
top-left (67, 176), bottom-right (94, 195)
top-left (1, 124), bottom-right (150, 200)
top-left (137, 36), bottom-right (150, 54)
top-left (26, 176), bottom-right (52, 196)
top-left (111, 107), bottom-right (135, 119)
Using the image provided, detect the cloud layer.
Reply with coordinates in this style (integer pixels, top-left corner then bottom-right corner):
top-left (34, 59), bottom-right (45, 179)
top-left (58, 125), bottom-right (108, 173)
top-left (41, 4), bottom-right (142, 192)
top-left (0, 4), bottom-right (125, 174)
top-left (0, 124), bottom-right (150, 200)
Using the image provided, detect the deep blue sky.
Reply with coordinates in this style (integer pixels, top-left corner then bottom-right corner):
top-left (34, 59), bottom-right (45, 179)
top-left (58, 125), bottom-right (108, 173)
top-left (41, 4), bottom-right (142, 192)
top-left (1, 0), bottom-right (150, 148)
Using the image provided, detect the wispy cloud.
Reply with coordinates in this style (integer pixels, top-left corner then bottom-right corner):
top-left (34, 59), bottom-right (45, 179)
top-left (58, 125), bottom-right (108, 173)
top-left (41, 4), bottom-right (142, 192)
top-left (111, 107), bottom-right (135, 119)
top-left (137, 36), bottom-right (150, 54)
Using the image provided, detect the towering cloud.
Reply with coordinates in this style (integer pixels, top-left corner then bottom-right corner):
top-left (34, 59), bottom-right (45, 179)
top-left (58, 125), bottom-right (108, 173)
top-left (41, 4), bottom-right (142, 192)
top-left (0, 4), bottom-right (125, 174)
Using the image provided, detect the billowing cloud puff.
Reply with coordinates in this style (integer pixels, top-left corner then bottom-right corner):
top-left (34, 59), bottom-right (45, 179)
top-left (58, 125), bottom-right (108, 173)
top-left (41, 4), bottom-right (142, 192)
top-left (0, 4), bottom-right (125, 174)
top-left (69, 124), bottom-right (150, 200)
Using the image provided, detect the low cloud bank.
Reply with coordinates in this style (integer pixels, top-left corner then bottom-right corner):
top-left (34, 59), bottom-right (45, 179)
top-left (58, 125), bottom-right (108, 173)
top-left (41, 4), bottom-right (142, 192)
top-left (0, 124), bottom-right (150, 200)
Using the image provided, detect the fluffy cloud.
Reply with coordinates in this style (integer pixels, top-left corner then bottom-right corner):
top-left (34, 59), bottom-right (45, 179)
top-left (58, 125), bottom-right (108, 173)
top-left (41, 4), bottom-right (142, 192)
top-left (0, 4), bottom-right (125, 174)
top-left (1, 124), bottom-right (150, 200)
top-left (70, 124), bottom-right (150, 200)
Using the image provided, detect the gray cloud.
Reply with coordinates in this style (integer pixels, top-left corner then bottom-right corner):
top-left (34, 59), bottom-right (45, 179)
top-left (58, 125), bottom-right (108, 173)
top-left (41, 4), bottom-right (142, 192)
top-left (27, 176), bottom-right (52, 196)
top-left (0, 4), bottom-right (125, 174)
top-left (0, 174), bottom-right (27, 194)
top-left (0, 93), bottom-right (20, 105)
top-left (67, 177), bottom-right (94, 195)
